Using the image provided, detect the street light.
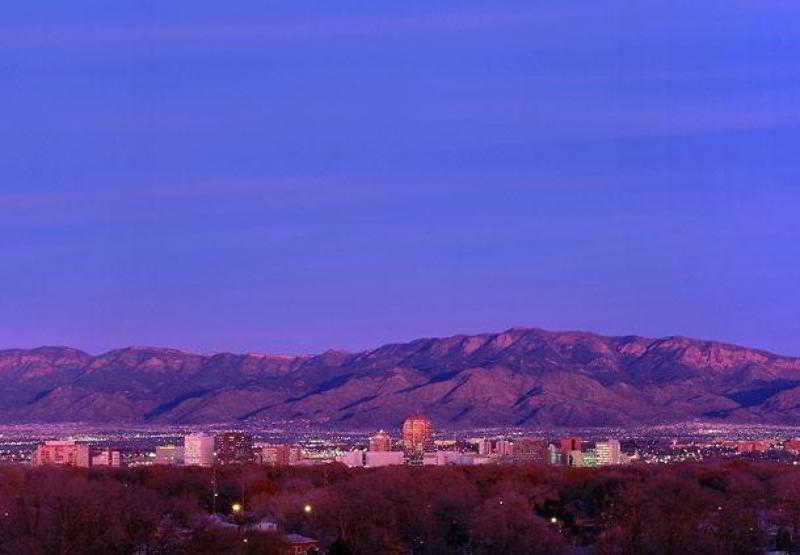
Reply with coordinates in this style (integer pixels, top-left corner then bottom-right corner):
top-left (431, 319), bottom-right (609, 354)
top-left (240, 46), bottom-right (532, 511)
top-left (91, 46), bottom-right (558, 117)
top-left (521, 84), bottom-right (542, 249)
top-left (304, 504), bottom-right (313, 514)
top-left (232, 503), bottom-right (243, 514)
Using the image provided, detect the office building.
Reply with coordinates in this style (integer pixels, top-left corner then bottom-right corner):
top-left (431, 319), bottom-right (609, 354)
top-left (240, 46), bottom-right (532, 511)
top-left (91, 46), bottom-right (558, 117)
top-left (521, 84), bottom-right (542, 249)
top-left (513, 437), bottom-right (548, 464)
top-left (596, 439), bottom-right (622, 466)
top-left (91, 449), bottom-right (121, 467)
top-left (215, 431), bottom-right (254, 464)
top-left (155, 444), bottom-right (184, 465)
top-left (402, 414), bottom-right (433, 454)
top-left (32, 440), bottom-right (90, 468)
top-left (365, 450), bottom-right (405, 467)
top-left (369, 430), bottom-right (393, 452)
top-left (184, 433), bottom-right (215, 467)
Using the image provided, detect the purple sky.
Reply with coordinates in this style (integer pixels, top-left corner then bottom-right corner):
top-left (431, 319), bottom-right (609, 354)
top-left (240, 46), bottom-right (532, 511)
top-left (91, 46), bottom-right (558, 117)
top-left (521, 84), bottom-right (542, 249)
top-left (2, 1), bottom-right (799, 356)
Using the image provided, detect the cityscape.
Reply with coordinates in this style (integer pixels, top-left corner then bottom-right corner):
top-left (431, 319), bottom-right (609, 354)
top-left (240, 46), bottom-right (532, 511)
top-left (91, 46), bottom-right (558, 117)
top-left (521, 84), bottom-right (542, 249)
top-left (12, 418), bottom-right (800, 471)
top-left (4, 0), bottom-right (799, 552)
top-left (5, 418), bottom-right (800, 553)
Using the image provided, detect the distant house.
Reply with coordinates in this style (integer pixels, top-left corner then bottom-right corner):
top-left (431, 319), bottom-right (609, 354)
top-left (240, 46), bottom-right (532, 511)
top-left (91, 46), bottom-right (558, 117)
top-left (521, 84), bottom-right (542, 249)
top-left (282, 533), bottom-right (320, 555)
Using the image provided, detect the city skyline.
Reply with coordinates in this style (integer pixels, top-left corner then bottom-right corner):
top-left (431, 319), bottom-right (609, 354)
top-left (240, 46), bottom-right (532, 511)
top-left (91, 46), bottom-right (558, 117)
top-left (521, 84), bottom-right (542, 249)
top-left (3, 1), bottom-right (800, 356)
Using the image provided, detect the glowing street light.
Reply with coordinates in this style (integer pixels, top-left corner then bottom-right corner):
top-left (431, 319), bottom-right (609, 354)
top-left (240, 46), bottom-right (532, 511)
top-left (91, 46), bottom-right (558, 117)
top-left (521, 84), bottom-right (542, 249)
top-left (303, 504), bottom-right (313, 514)
top-left (231, 503), bottom-right (243, 514)
top-left (550, 517), bottom-right (558, 524)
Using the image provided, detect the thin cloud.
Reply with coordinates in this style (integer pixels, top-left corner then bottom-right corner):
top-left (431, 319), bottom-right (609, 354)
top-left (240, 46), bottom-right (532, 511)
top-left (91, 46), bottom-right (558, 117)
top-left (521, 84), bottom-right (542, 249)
top-left (0, 7), bottom-right (580, 48)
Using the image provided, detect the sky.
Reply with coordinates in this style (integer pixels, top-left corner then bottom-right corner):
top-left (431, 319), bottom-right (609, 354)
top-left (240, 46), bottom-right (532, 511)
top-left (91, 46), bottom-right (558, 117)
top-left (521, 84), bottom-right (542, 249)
top-left (2, 1), bottom-right (799, 356)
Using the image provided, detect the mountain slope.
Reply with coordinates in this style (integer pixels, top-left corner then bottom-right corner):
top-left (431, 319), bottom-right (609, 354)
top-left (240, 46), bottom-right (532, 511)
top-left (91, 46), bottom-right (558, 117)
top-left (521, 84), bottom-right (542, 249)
top-left (2, 328), bottom-right (800, 427)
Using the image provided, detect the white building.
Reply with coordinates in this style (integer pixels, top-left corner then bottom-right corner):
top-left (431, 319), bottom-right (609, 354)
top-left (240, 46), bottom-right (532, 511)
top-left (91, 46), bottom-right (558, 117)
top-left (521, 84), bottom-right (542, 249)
top-left (91, 449), bottom-right (121, 467)
top-left (365, 451), bottom-right (405, 467)
top-left (335, 450), bottom-right (365, 468)
top-left (595, 439), bottom-right (622, 466)
top-left (184, 432), bottom-right (215, 467)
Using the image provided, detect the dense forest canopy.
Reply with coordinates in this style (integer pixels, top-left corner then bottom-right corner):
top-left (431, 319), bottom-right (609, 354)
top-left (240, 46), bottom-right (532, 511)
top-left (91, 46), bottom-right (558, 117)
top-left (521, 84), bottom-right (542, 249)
top-left (1, 461), bottom-right (798, 554)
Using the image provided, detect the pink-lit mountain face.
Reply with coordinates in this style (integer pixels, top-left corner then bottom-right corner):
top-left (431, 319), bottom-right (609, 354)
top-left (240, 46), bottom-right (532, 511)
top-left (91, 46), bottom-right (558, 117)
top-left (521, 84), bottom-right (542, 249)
top-left (2, 328), bottom-right (800, 427)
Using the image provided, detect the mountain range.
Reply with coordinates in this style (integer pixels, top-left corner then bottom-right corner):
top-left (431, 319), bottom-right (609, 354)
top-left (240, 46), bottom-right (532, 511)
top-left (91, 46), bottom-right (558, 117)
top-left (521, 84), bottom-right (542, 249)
top-left (2, 327), bottom-right (800, 428)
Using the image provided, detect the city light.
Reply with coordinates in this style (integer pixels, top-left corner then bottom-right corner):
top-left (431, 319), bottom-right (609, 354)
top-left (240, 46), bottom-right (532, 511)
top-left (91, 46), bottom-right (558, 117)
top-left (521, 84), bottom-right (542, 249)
top-left (231, 503), bottom-right (242, 513)
top-left (304, 504), bottom-right (313, 513)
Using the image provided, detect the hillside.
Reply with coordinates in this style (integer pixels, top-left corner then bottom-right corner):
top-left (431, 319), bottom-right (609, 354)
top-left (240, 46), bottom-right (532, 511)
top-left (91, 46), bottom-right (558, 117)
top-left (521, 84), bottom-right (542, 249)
top-left (2, 328), bottom-right (800, 427)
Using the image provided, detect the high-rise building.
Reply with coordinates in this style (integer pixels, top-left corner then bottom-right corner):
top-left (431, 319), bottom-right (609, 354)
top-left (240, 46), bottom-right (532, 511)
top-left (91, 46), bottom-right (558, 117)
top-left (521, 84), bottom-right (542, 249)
top-left (91, 449), bottom-right (121, 467)
top-left (215, 432), bottom-right (254, 464)
top-left (559, 437), bottom-right (583, 453)
top-left (369, 430), bottom-right (393, 452)
top-left (184, 433), bottom-right (215, 467)
top-left (155, 444), bottom-right (184, 466)
top-left (402, 414), bottom-right (433, 454)
top-left (513, 437), bottom-right (548, 464)
top-left (32, 440), bottom-right (90, 468)
top-left (595, 439), bottom-right (621, 466)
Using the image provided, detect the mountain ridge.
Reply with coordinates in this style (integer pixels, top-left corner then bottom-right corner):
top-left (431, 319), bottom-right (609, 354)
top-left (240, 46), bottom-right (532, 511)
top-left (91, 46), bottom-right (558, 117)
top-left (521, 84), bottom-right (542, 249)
top-left (1, 327), bottom-right (799, 428)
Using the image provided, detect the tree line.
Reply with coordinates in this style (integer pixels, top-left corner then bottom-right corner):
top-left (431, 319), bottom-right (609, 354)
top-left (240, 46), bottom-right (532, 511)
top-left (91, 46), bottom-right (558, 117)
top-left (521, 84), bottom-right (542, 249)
top-left (1, 460), bottom-right (799, 554)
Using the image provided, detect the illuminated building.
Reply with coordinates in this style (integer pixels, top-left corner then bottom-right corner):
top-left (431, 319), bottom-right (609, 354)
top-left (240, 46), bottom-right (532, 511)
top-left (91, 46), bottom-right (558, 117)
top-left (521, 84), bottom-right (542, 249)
top-left (261, 444), bottom-right (303, 466)
top-left (91, 449), bottom-right (121, 467)
top-left (513, 437), bottom-right (548, 464)
top-left (495, 439), bottom-right (514, 457)
top-left (365, 451), bottom-right (405, 467)
top-left (214, 431), bottom-right (255, 464)
top-left (582, 449), bottom-right (598, 467)
top-left (184, 432), bottom-right (215, 467)
top-left (402, 414), bottom-right (433, 454)
top-left (336, 450), bottom-right (365, 467)
top-left (369, 430), bottom-right (393, 452)
top-left (155, 444), bottom-right (184, 465)
top-left (477, 438), bottom-right (491, 456)
top-left (567, 450), bottom-right (583, 467)
top-left (596, 439), bottom-right (622, 465)
top-left (559, 437), bottom-right (583, 453)
top-left (32, 440), bottom-right (90, 468)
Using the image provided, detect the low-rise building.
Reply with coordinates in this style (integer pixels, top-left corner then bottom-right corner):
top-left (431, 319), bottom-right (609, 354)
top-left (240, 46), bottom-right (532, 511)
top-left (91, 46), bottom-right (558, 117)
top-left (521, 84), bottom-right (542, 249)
top-left (32, 440), bottom-right (90, 468)
top-left (365, 450), bottom-right (405, 467)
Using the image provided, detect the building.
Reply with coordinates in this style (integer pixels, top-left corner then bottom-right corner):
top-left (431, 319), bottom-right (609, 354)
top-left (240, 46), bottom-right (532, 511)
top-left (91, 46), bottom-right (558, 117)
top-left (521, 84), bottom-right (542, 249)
top-left (513, 437), bottom-right (548, 464)
top-left (477, 438), bottom-right (492, 456)
top-left (566, 450), bottom-right (584, 467)
top-left (155, 444), bottom-right (184, 466)
top-left (495, 440), bottom-right (514, 457)
top-left (365, 450), bottom-right (405, 467)
top-left (369, 430), bottom-right (393, 452)
top-left (215, 432), bottom-right (254, 464)
top-left (402, 414), bottom-right (433, 454)
top-left (559, 437), bottom-right (583, 453)
top-left (336, 450), bottom-right (365, 467)
top-left (582, 449), bottom-right (598, 467)
top-left (184, 433), bottom-right (215, 467)
top-left (32, 440), bottom-right (90, 468)
top-left (91, 449), bottom-right (121, 467)
top-left (261, 444), bottom-right (303, 466)
top-left (548, 443), bottom-right (561, 465)
top-left (596, 439), bottom-right (622, 466)
top-left (735, 440), bottom-right (772, 454)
